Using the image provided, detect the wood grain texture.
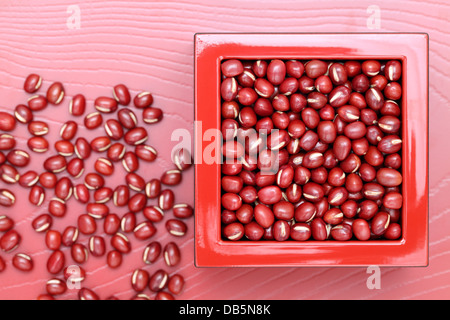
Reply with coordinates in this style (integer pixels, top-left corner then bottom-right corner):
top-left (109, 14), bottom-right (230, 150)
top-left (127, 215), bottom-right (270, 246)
top-left (0, 0), bottom-right (447, 300)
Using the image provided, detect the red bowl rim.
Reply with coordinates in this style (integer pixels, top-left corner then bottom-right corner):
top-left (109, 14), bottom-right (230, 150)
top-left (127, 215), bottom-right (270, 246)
top-left (194, 33), bottom-right (429, 267)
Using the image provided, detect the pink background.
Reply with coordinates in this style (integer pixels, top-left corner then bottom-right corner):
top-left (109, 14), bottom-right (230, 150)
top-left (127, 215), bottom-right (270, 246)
top-left (0, 0), bottom-right (447, 299)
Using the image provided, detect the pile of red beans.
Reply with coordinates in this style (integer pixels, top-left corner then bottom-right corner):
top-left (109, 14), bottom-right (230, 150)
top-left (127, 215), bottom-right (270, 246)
top-left (0, 74), bottom-right (193, 300)
top-left (220, 59), bottom-right (403, 242)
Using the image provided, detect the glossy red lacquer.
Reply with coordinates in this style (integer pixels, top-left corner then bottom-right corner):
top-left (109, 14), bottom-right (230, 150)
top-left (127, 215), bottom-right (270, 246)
top-left (194, 33), bottom-right (428, 267)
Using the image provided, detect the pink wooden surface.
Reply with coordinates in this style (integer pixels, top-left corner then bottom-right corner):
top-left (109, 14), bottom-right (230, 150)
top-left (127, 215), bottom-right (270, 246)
top-left (0, 0), bottom-right (447, 300)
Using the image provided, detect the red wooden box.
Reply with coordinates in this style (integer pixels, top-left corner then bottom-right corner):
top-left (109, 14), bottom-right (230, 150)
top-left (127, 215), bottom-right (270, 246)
top-left (194, 33), bottom-right (428, 267)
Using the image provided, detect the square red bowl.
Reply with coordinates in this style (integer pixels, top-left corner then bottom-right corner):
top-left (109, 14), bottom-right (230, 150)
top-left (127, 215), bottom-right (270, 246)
top-left (194, 33), bottom-right (428, 267)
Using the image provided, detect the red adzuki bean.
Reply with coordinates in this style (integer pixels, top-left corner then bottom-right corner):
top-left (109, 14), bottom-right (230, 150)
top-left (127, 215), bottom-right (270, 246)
top-left (12, 253), bottom-right (33, 272)
top-left (69, 94), bottom-right (86, 116)
top-left (24, 74), bottom-right (42, 93)
top-left (113, 84), bottom-right (131, 105)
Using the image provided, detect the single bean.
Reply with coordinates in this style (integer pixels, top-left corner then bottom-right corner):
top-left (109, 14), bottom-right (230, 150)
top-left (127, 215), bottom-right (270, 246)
top-left (24, 74), bottom-right (42, 93)
top-left (12, 253), bottom-right (33, 272)
top-left (352, 219), bottom-right (371, 240)
top-left (69, 94), bottom-right (86, 116)
top-left (47, 82), bottom-right (65, 105)
top-left (163, 242), bottom-right (181, 267)
top-left (14, 104), bottom-right (33, 124)
top-left (311, 218), bottom-right (330, 240)
top-left (47, 250), bottom-right (65, 274)
top-left (143, 241), bottom-right (161, 264)
top-left (113, 84), bottom-right (131, 105)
